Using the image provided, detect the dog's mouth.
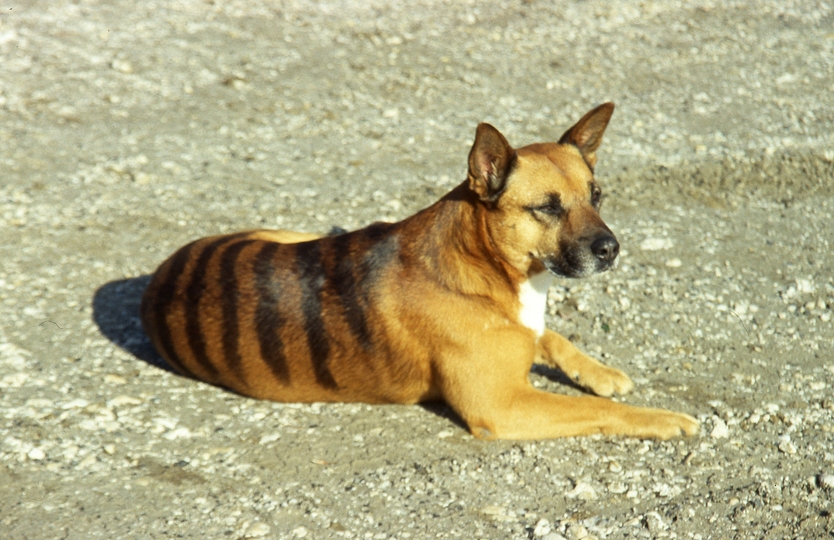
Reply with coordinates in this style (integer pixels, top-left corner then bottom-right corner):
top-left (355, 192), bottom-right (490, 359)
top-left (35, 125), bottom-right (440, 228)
top-left (542, 234), bottom-right (619, 278)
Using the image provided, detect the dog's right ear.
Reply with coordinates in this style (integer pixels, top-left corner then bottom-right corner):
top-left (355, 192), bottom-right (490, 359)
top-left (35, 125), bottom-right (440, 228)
top-left (468, 123), bottom-right (516, 203)
top-left (558, 102), bottom-right (615, 170)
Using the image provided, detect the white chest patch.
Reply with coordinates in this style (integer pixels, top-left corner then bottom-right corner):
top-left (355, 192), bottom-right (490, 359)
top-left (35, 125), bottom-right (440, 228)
top-left (517, 271), bottom-right (554, 337)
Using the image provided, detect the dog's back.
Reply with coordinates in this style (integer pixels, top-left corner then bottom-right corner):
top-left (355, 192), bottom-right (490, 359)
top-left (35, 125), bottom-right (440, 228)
top-left (140, 192), bottom-right (512, 405)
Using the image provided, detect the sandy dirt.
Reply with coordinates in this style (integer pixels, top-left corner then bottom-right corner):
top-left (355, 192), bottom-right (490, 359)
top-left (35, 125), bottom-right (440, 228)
top-left (1, 0), bottom-right (833, 538)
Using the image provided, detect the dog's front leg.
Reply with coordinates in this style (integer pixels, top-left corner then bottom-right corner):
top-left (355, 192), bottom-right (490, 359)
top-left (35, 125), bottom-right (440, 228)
top-left (464, 389), bottom-right (699, 440)
top-left (436, 334), bottom-right (698, 440)
top-left (537, 329), bottom-right (634, 397)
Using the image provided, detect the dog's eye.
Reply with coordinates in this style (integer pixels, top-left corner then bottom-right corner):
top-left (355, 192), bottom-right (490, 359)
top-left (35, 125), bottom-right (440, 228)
top-left (532, 198), bottom-right (564, 217)
top-left (591, 185), bottom-right (603, 208)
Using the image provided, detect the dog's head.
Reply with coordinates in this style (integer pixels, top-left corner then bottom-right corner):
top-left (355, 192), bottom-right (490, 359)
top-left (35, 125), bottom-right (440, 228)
top-left (467, 103), bottom-right (618, 279)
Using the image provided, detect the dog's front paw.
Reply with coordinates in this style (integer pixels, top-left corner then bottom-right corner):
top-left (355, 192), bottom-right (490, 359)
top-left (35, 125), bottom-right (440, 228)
top-left (576, 364), bottom-right (634, 397)
top-left (635, 410), bottom-right (700, 440)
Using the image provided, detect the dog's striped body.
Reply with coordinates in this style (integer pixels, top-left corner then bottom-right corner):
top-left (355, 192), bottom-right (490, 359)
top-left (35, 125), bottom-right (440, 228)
top-left (142, 104), bottom-right (700, 440)
top-left (141, 191), bottom-right (521, 404)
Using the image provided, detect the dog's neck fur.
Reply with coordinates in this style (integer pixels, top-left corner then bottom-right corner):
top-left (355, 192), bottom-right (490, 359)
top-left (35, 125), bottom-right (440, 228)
top-left (405, 184), bottom-right (519, 286)
top-left (404, 183), bottom-right (551, 333)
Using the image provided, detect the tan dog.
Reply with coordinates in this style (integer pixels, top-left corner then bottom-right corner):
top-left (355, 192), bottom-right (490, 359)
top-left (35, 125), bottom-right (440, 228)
top-left (141, 103), bottom-right (699, 440)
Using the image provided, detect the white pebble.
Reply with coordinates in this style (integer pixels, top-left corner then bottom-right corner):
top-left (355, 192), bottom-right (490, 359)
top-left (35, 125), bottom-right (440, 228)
top-left (27, 447), bottom-right (46, 460)
top-left (665, 258), bottom-right (682, 268)
top-left (644, 511), bottom-right (667, 532)
top-left (62, 398), bottom-right (90, 409)
top-left (244, 522), bottom-right (271, 538)
top-left (111, 59), bottom-right (134, 73)
top-left (104, 374), bottom-right (127, 385)
top-left (106, 395), bottom-right (142, 408)
top-left (258, 433), bottom-right (281, 444)
top-left (819, 474), bottom-right (834, 489)
top-left (25, 398), bottom-right (53, 408)
top-left (639, 238), bottom-right (674, 251)
top-left (533, 518), bottom-right (551, 536)
top-left (607, 481), bottom-right (628, 494)
top-left (291, 526), bottom-right (307, 538)
top-left (779, 440), bottom-right (797, 454)
top-left (565, 522), bottom-right (589, 539)
top-left (710, 417), bottom-right (729, 438)
top-left (566, 482), bottom-right (596, 500)
top-left (1, 372), bottom-right (29, 388)
top-left (163, 427), bottom-right (192, 440)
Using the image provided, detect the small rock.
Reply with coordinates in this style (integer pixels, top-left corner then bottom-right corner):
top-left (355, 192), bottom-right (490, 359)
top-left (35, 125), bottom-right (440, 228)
top-left (62, 398), bottom-right (90, 409)
top-left (778, 439), bottom-right (797, 455)
top-left (258, 433), bottom-right (281, 445)
top-left (542, 534), bottom-right (568, 540)
top-left (25, 398), bottom-right (53, 408)
top-left (1, 372), bottom-right (29, 388)
top-left (76, 454), bottom-right (97, 469)
top-left (163, 427), bottom-right (192, 440)
top-left (244, 523), bottom-right (271, 538)
top-left (106, 395), bottom-right (142, 408)
top-left (27, 447), bottom-right (46, 461)
top-left (290, 526), bottom-right (307, 538)
top-left (111, 59), bottom-right (134, 73)
top-left (818, 473), bottom-right (834, 489)
top-left (644, 511), bottom-right (667, 532)
top-left (566, 482), bottom-right (597, 500)
top-left (104, 374), bottom-right (127, 385)
top-left (665, 258), bottom-right (682, 268)
top-left (607, 481), bottom-right (628, 494)
top-left (710, 417), bottom-right (729, 438)
top-left (565, 522), bottom-right (589, 539)
top-left (533, 518), bottom-right (551, 536)
top-left (639, 238), bottom-right (674, 251)
top-left (56, 105), bottom-right (78, 119)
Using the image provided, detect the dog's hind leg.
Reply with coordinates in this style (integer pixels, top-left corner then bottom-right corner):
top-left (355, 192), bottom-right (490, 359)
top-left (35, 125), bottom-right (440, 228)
top-left (537, 330), bottom-right (634, 397)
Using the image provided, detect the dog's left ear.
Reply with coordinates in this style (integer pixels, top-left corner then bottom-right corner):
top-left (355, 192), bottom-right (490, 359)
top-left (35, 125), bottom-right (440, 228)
top-left (558, 102), bottom-right (615, 170)
top-left (468, 123), bottom-right (516, 202)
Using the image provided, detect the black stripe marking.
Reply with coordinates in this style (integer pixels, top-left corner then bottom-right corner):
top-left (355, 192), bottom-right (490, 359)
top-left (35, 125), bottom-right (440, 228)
top-left (152, 241), bottom-right (199, 378)
top-left (252, 242), bottom-right (292, 383)
top-left (329, 233), bottom-right (374, 350)
top-left (183, 238), bottom-right (232, 380)
top-left (295, 241), bottom-right (337, 388)
top-left (218, 239), bottom-right (256, 383)
top-left (360, 222), bottom-right (399, 271)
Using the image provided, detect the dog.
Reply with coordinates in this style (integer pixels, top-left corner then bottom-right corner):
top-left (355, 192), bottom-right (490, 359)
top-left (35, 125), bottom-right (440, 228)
top-left (141, 103), bottom-right (699, 440)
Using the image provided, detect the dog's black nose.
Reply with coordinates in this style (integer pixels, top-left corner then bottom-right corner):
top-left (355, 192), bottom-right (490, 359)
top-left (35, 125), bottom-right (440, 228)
top-left (591, 235), bottom-right (619, 263)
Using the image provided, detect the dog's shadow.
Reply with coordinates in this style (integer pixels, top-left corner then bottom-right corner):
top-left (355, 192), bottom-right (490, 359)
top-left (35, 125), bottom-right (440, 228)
top-left (92, 275), bottom-right (172, 372)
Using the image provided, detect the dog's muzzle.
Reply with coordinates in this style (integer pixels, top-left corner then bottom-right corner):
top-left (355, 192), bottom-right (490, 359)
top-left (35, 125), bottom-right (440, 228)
top-left (544, 232), bottom-right (619, 278)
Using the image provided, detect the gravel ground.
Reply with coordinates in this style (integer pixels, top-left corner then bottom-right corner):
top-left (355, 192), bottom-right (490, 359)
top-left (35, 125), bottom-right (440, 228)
top-left (2, 0), bottom-right (834, 538)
